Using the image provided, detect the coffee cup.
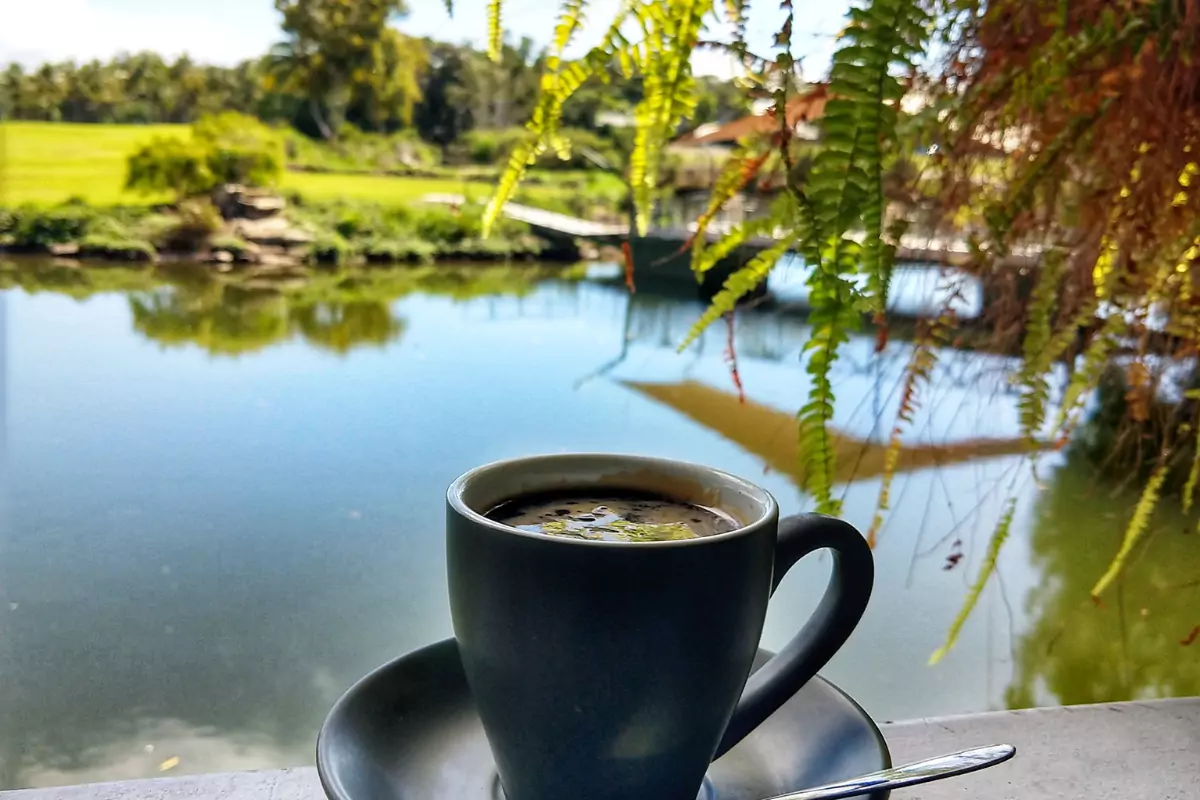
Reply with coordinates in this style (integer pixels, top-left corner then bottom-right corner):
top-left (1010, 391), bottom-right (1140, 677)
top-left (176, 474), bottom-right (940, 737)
top-left (446, 453), bottom-right (873, 800)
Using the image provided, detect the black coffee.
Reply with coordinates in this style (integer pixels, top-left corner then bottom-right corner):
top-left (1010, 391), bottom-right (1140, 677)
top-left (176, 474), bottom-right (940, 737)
top-left (486, 490), bottom-right (739, 542)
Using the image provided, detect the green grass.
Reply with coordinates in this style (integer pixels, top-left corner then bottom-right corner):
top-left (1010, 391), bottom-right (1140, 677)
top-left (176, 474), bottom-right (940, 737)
top-left (281, 171), bottom-right (487, 204)
top-left (1, 122), bottom-right (627, 217)
top-left (1, 121), bottom-right (187, 206)
top-left (280, 169), bottom-right (623, 213)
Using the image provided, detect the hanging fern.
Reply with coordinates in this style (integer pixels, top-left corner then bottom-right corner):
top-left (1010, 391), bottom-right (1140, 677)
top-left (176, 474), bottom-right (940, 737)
top-left (487, 0), bottom-right (503, 62)
top-left (553, 0), bottom-right (589, 56)
top-left (686, 139), bottom-right (774, 270)
top-left (677, 239), bottom-right (791, 351)
top-left (1181, 409), bottom-right (1200, 515)
top-left (482, 2), bottom-right (638, 235)
top-left (628, 1), bottom-right (707, 233)
top-left (1015, 248), bottom-right (1063, 442)
top-left (929, 497), bottom-right (1017, 665)
top-left (867, 312), bottom-right (946, 546)
top-left (691, 211), bottom-right (779, 277)
top-left (794, 0), bottom-right (930, 512)
top-left (1091, 463), bottom-right (1168, 600)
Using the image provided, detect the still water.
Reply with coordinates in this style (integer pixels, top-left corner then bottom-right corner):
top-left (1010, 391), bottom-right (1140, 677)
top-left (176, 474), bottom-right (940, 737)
top-left (0, 258), bottom-right (1196, 790)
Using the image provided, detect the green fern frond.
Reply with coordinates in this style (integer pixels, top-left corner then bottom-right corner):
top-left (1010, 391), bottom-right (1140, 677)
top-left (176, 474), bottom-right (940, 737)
top-left (1182, 421), bottom-right (1200, 514)
top-left (677, 239), bottom-right (790, 352)
top-left (1053, 316), bottom-right (1121, 435)
top-left (1091, 464), bottom-right (1167, 599)
top-left (722, 0), bottom-right (747, 29)
top-left (483, 5), bottom-right (637, 235)
top-left (553, 0), bottom-right (589, 56)
top-left (929, 497), bottom-right (1017, 665)
top-left (1015, 249), bottom-right (1063, 441)
top-left (868, 316), bottom-right (943, 546)
top-left (687, 140), bottom-right (773, 269)
top-left (798, 271), bottom-right (862, 515)
top-left (693, 212), bottom-right (780, 277)
top-left (628, 0), bottom-right (708, 234)
top-left (487, 0), bottom-right (503, 62)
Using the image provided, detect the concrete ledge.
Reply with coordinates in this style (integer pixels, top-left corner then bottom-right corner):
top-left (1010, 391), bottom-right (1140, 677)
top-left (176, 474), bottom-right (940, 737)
top-left (4, 699), bottom-right (1198, 800)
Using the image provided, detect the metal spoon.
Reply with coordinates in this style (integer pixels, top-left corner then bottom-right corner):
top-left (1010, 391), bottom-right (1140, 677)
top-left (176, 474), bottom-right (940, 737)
top-left (759, 743), bottom-right (1016, 800)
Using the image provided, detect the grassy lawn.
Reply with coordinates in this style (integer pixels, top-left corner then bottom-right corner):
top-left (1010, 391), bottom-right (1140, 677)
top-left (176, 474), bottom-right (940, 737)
top-left (1, 122), bottom-right (626, 215)
top-left (280, 171), bottom-right (494, 204)
top-left (281, 169), bottom-right (625, 211)
top-left (1, 121), bottom-right (186, 206)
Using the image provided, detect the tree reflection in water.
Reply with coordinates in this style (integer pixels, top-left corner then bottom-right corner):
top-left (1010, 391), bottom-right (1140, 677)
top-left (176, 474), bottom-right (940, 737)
top-left (0, 259), bottom-right (575, 357)
top-left (1005, 456), bottom-right (1200, 709)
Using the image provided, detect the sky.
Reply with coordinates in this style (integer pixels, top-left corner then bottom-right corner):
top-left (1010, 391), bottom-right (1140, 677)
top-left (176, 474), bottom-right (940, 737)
top-left (0, 0), bottom-right (850, 80)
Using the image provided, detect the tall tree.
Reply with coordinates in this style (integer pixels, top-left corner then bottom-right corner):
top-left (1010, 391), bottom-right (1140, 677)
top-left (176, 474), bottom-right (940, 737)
top-left (413, 42), bottom-right (480, 162)
top-left (267, 0), bottom-right (416, 139)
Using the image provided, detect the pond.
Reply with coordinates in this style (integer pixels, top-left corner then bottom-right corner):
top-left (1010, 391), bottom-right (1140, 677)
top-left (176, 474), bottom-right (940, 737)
top-left (0, 257), bottom-right (1196, 790)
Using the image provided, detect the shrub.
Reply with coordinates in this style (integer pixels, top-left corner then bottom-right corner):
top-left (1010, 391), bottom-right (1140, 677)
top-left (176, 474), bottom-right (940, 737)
top-left (78, 234), bottom-right (156, 262)
top-left (362, 238), bottom-right (436, 264)
top-left (126, 136), bottom-right (216, 199)
top-left (125, 113), bottom-right (284, 201)
top-left (193, 112), bottom-right (285, 187)
top-left (161, 199), bottom-right (223, 252)
top-left (9, 204), bottom-right (97, 248)
top-left (308, 233), bottom-right (356, 266)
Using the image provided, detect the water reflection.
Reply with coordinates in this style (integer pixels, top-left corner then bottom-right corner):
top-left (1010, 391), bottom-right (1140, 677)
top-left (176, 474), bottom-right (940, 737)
top-left (0, 257), bottom-right (1194, 790)
top-left (1006, 456), bottom-right (1200, 708)
top-left (621, 379), bottom-right (1039, 486)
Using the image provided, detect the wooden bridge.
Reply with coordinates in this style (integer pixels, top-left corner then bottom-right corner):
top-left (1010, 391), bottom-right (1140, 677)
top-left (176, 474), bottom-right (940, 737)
top-left (424, 194), bottom-right (1041, 311)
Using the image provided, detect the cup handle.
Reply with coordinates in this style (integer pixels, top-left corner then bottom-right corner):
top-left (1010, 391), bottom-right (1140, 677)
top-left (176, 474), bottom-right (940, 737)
top-left (714, 513), bottom-right (874, 758)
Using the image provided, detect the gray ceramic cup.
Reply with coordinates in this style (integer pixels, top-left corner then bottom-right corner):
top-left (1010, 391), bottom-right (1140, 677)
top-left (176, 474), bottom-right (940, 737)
top-left (446, 453), bottom-right (873, 800)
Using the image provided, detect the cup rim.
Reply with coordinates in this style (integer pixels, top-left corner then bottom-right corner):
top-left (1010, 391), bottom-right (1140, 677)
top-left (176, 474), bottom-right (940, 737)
top-left (446, 452), bottom-right (778, 548)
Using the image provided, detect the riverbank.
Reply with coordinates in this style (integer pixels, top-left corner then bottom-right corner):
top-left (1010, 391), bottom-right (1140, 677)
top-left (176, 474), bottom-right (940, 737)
top-left (0, 190), bottom-right (585, 269)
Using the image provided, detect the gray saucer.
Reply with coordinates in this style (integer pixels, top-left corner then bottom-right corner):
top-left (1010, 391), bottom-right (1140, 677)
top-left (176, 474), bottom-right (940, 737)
top-left (317, 639), bottom-right (890, 800)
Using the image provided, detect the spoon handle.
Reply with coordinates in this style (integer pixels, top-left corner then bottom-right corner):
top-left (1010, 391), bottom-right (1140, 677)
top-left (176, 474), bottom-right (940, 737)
top-left (761, 743), bottom-right (1016, 800)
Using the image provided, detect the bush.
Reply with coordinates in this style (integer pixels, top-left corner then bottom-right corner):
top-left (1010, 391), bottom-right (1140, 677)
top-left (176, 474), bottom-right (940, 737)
top-left (78, 234), bottom-right (156, 262)
top-left (308, 233), bottom-right (356, 266)
top-left (283, 127), bottom-right (439, 174)
top-left (412, 205), bottom-right (478, 244)
top-left (8, 204), bottom-right (96, 248)
top-left (193, 112), bottom-right (285, 187)
top-left (126, 136), bottom-right (216, 199)
top-left (125, 112), bottom-right (284, 201)
top-left (362, 238), bottom-right (436, 264)
top-left (161, 199), bottom-right (223, 252)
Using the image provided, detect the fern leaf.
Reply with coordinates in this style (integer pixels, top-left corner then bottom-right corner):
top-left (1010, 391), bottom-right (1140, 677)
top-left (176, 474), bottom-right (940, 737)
top-left (1091, 464), bottom-right (1167, 599)
top-left (483, 6), bottom-right (636, 235)
top-left (1053, 315), bottom-right (1121, 436)
top-left (1182, 423), bottom-right (1200, 515)
top-left (677, 239), bottom-right (790, 352)
top-left (693, 212), bottom-right (779, 277)
top-left (929, 498), bottom-right (1017, 665)
top-left (553, 0), bottom-right (588, 56)
top-left (798, 270), bottom-right (862, 515)
top-left (628, 0), bottom-right (707, 234)
top-left (867, 315), bottom-right (943, 546)
top-left (487, 0), bottom-right (503, 62)
top-left (723, 0), bottom-right (747, 31)
top-left (1015, 249), bottom-right (1063, 441)
top-left (686, 140), bottom-right (773, 270)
